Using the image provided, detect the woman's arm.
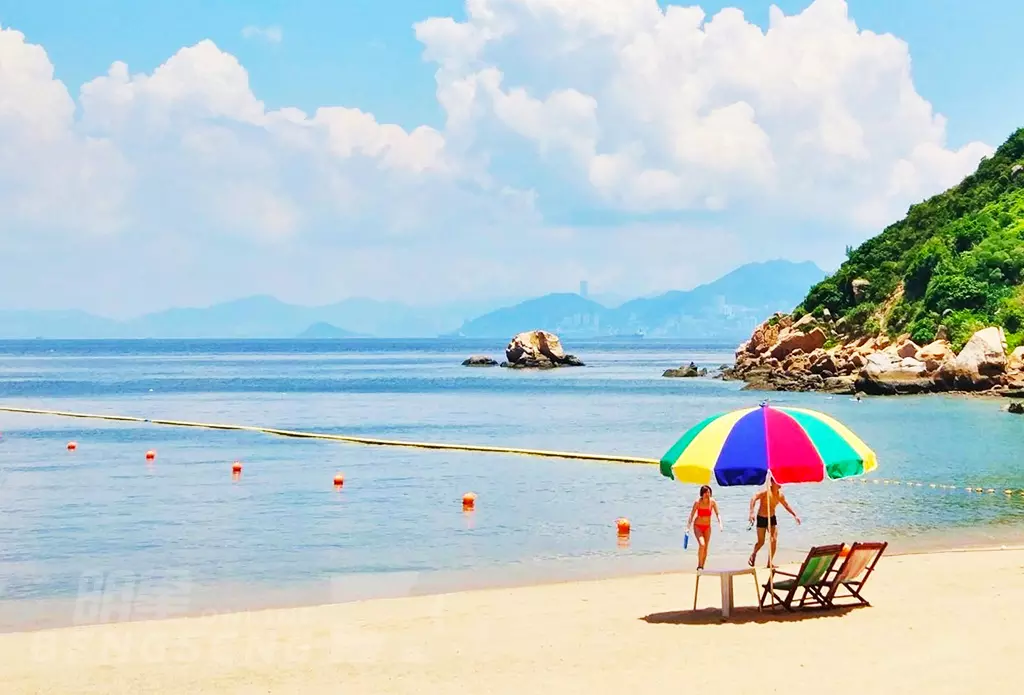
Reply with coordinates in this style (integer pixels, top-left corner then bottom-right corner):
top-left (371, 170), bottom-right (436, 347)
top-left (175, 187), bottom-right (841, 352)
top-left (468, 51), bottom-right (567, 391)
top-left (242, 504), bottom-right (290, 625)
top-left (687, 501), bottom-right (698, 530)
top-left (713, 500), bottom-right (723, 529)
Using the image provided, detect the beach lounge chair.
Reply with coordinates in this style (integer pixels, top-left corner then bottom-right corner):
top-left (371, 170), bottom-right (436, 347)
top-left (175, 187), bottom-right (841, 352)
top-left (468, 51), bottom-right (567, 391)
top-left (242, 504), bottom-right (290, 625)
top-left (823, 541), bottom-right (888, 607)
top-left (759, 544), bottom-right (844, 611)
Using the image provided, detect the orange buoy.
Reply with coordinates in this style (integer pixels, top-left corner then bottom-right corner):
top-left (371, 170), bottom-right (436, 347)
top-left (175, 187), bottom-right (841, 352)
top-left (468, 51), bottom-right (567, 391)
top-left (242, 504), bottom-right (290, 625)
top-left (67, 441), bottom-right (77, 451)
top-left (145, 450), bottom-right (156, 461)
top-left (616, 517), bottom-right (631, 535)
top-left (232, 461), bottom-right (243, 474)
top-left (462, 492), bottom-right (477, 510)
top-left (333, 473), bottom-right (345, 487)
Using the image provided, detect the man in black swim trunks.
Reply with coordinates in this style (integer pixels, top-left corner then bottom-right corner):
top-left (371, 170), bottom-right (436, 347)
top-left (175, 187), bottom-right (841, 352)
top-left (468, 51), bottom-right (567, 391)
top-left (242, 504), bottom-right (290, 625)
top-left (748, 479), bottom-right (801, 568)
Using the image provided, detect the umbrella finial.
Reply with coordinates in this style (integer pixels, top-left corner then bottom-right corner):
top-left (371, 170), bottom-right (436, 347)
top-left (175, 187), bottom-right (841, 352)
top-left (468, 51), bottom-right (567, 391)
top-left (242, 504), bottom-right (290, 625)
top-left (759, 399), bottom-right (769, 408)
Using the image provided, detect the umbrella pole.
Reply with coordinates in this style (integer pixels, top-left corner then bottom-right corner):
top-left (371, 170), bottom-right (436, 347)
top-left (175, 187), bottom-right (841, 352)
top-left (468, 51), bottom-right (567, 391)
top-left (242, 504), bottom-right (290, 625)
top-left (766, 473), bottom-right (775, 609)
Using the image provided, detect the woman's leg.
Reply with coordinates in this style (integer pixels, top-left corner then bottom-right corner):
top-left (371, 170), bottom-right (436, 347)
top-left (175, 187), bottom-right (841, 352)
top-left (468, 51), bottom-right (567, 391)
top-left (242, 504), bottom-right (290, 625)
top-left (696, 527), bottom-right (711, 568)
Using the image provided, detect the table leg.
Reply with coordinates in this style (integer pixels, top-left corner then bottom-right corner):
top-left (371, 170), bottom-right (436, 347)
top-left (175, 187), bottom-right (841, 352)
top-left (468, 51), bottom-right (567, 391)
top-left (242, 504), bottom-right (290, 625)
top-left (720, 575), bottom-right (732, 619)
top-left (752, 570), bottom-right (761, 611)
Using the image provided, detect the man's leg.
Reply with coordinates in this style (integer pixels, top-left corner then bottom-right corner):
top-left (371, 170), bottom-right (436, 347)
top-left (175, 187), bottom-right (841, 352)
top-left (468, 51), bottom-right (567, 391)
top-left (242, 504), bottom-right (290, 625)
top-left (768, 525), bottom-right (779, 567)
top-left (749, 526), bottom-right (765, 566)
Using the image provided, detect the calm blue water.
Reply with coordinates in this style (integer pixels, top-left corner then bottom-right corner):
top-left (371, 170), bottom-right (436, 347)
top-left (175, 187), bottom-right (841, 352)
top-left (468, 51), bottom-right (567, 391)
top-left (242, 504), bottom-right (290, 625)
top-left (1, 339), bottom-right (1023, 629)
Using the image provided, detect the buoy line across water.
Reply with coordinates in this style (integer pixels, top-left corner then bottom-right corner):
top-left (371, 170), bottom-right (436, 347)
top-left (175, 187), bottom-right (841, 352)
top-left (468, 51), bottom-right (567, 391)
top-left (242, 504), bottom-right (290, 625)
top-left (3, 405), bottom-right (1023, 496)
top-left (0, 406), bottom-right (658, 465)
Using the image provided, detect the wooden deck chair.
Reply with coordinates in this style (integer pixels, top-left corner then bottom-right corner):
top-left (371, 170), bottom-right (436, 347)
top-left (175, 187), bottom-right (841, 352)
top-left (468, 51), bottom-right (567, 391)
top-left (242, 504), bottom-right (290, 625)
top-left (759, 544), bottom-right (844, 611)
top-left (823, 541), bottom-right (888, 607)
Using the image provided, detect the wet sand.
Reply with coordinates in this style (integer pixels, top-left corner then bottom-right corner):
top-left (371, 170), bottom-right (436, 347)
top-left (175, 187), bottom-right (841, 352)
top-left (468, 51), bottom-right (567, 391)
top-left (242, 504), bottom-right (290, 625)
top-left (1, 547), bottom-right (1021, 694)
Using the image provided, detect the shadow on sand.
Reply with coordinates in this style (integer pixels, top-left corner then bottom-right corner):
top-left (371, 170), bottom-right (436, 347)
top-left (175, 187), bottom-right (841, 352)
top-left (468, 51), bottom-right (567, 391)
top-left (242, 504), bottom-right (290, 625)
top-left (641, 605), bottom-right (861, 626)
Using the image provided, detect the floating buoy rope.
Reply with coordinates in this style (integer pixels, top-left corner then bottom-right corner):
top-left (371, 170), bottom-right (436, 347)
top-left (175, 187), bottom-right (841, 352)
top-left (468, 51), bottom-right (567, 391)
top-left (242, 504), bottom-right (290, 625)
top-left (2, 406), bottom-right (1022, 496)
top-left (0, 406), bottom-right (656, 465)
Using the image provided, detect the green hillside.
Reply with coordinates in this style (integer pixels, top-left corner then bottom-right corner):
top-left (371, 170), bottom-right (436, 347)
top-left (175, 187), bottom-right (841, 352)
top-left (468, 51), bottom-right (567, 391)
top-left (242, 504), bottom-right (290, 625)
top-left (798, 128), bottom-right (1024, 351)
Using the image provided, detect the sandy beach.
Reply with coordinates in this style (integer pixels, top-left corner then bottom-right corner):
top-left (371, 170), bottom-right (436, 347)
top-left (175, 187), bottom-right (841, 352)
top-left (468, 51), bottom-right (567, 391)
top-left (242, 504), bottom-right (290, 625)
top-left (0, 547), bottom-right (1020, 694)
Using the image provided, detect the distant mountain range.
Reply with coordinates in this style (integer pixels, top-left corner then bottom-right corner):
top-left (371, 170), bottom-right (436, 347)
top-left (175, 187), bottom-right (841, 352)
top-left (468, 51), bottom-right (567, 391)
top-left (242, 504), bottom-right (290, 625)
top-left (0, 296), bottom-right (507, 339)
top-left (451, 260), bottom-right (827, 339)
top-left (0, 260), bottom-right (825, 339)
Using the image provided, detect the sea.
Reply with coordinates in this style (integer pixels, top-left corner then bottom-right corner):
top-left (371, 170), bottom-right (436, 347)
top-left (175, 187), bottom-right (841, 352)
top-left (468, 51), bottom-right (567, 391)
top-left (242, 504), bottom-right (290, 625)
top-left (1, 338), bottom-right (1023, 631)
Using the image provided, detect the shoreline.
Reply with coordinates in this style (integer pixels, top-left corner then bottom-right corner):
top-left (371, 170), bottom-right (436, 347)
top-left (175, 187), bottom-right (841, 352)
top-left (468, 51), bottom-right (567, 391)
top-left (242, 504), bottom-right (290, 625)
top-left (4, 525), bottom-right (1024, 635)
top-left (731, 374), bottom-right (1024, 401)
top-left (1, 546), bottom-right (1021, 693)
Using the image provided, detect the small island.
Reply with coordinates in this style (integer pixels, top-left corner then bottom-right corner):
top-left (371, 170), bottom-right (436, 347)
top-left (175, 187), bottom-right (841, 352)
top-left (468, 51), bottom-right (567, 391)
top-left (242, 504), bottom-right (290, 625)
top-left (501, 330), bottom-right (584, 369)
top-left (663, 362), bottom-right (708, 378)
top-left (460, 330), bottom-right (584, 369)
top-left (462, 355), bottom-right (498, 367)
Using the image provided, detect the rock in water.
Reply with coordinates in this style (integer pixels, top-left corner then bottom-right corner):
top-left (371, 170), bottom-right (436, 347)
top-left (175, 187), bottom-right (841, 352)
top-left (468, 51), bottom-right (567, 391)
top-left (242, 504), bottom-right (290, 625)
top-left (503, 330), bottom-right (584, 369)
top-left (1008, 401), bottom-right (1024, 414)
top-left (462, 355), bottom-right (498, 367)
top-left (663, 362), bottom-right (708, 378)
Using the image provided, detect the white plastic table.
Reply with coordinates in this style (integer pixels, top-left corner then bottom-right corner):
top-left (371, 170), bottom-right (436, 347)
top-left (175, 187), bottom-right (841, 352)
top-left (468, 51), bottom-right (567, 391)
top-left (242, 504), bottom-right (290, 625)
top-left (693, 567), bottom-right (760, 619)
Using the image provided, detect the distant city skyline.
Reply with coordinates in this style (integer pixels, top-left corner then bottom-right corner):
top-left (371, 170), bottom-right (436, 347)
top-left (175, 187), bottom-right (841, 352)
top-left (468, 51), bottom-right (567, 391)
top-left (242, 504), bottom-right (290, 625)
top-left (0, 1), bottom-right (1019, 316)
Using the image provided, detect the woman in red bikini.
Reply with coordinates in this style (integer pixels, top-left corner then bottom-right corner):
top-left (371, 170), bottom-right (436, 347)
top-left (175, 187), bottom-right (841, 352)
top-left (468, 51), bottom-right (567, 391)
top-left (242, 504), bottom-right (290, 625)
top-left (686, 485), bottom-right (722, 571)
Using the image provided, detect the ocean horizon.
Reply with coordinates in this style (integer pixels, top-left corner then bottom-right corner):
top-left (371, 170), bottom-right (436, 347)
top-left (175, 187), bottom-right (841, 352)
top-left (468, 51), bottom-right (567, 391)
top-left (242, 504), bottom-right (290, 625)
top-left (2, 338), bottom-right (1023, 631)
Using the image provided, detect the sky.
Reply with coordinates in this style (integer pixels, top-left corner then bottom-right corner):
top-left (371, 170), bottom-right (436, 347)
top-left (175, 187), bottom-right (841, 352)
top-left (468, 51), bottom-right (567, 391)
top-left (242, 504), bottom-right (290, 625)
top-left (0, 0), bottom-right (1021, 317)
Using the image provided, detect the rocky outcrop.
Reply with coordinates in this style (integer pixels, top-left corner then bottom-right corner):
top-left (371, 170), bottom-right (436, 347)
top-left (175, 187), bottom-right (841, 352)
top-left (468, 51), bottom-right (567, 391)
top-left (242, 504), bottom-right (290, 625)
top-left (502, 330), bottom-right (584, 369)
top-left (663, 362), bottom-right (707, 378)
top-left (728, 316), bottom-right (1015, 396)
top-left (462, 355), bottom-right (498, 367)
top-left (851, 278), bottom-right (871, 300)
top-left (1008, 401), bottom-right (1024, 414)
top-left (769, 327), bottom-right (827, 360)
top-left (935, 327), bottom-right (1007, 391)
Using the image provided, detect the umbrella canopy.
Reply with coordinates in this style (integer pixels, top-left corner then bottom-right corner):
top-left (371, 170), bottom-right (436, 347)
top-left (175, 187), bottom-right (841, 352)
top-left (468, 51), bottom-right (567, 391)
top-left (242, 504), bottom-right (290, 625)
top-left (660, 404), bottom-right (877, 487)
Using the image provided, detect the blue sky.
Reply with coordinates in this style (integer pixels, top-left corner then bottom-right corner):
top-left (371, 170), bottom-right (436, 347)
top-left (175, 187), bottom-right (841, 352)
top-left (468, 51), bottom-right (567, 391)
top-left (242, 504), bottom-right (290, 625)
top-left (0, 0), bottom-right (1019, 315)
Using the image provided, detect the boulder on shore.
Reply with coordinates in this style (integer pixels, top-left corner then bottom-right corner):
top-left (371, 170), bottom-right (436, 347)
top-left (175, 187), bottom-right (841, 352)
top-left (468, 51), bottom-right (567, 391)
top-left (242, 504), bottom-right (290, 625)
top-left (462, 355), bottom-right (498, 367)
top-left (663, 362), bottom-right (708, 378)
top-left (502, 330), bottom-right (584, 369)
top-left (855, 353), bottom-right (935, 395)
top-left (915, 340), bottom-right (954, 372)
top-left (1007, 346), bottom-right (1024, 372)
top-left (936, 327), bottom-right (1007, 390)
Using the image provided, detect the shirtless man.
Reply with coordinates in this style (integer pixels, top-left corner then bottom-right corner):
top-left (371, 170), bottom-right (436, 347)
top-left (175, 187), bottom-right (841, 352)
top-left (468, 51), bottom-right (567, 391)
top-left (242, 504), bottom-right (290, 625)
top-left (747, 480), bottom-right (801, 568)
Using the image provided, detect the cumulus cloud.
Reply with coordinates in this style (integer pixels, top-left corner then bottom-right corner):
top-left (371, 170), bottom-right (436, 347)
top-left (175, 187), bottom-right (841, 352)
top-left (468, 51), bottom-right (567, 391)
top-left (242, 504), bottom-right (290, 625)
top-left (0, 2), bottom-right (998, 312)
top-left (241, 25), bottom-right (283, 44)
top-left (415, 0), bottom-right (992, 225)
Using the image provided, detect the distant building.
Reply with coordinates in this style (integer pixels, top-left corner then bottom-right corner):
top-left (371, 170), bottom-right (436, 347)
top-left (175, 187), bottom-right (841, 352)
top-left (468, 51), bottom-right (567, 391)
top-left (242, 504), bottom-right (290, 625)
top-left (579, 280), bottom-right (589, 298)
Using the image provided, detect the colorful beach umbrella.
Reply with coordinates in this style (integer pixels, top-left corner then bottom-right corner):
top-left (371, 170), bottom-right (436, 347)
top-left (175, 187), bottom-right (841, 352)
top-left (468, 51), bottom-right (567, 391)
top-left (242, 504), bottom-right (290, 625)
top-left (660, 403), bottom-right (877, 487)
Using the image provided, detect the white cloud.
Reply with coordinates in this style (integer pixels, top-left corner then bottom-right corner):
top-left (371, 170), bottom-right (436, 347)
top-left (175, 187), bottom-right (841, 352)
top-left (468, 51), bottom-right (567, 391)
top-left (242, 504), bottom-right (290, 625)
top-left (415, 0), bottom-right (992, 225)
top-left (241, 25), bottom-right (283, 44)
top-left (0, 2), bottom-right (999, 312)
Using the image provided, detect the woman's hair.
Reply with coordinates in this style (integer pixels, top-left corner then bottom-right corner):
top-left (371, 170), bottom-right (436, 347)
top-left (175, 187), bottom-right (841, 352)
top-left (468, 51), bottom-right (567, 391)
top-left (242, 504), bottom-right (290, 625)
top-left (699, 485), bottom-right (712, 498)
